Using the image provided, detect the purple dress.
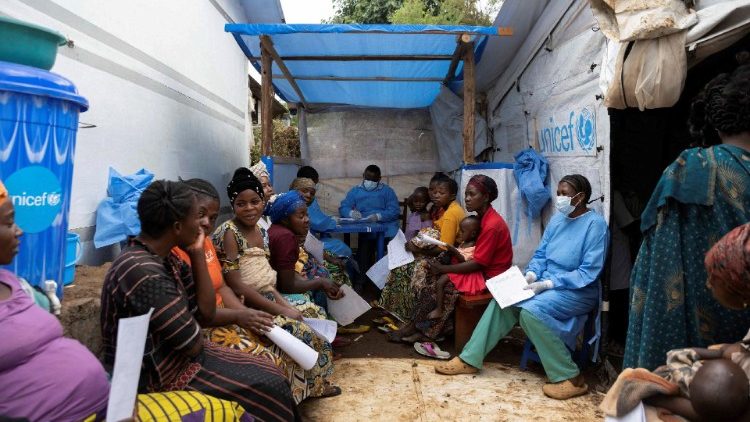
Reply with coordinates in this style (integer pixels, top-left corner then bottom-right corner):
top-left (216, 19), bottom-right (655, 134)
top-left (0, 269), bottom-right (109, 421)
top-left (405, 211), bottom-right (433, 241)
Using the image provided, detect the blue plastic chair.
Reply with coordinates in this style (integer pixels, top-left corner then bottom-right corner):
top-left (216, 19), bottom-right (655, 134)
top-left (519, 282), bottom-right (602, 371)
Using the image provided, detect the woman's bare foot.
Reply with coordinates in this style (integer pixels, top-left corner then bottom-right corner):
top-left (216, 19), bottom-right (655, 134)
top-left (427, 307), bottom-right (443, 320)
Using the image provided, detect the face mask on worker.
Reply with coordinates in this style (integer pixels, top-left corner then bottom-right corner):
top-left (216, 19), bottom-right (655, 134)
top-left (555, 193), bottom-right (580, 215)
top-left (362, 180), bottom-right (378, 190)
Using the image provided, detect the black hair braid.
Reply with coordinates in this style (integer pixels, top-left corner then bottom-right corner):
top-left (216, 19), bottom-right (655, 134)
top-left (690, 56), bottom-right (750, 146)
top-left (137, 180), bottom-right (195, 238)
top-left (183, 178), bottom-right (220, 204)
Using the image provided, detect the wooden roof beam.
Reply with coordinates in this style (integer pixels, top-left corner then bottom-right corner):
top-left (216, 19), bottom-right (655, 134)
top-left (260, 35), bottom-right (309, 109)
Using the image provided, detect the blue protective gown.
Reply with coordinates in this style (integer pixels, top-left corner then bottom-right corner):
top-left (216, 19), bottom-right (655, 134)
top-left (308, 198), bottom-right (352, 257)
top-left (518, 210), bottom-right (609, 349)
top-left (339, 182), bottom-right (401, 238)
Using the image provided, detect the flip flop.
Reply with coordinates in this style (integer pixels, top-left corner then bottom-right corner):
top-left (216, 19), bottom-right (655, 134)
top-left (338, 324), bottom-right (371, 334)
top-left (372, 316), bottom-right (397, 325)
top-left (377, 322), bottom-right (400, 333)
top-left (414, 342), bottom-right (451, 360)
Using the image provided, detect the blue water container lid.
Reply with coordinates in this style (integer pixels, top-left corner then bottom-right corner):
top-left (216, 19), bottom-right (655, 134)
top-left (0, 60), bottom-right (88, 111)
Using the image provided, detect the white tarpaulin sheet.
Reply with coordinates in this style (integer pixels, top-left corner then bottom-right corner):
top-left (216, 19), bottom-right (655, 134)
top-left (459, 167), bottom-right (542, 267)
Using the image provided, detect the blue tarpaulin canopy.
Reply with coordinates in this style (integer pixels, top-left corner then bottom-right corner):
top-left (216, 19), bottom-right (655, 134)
top-left (225, 24), bottom-right (500, 108)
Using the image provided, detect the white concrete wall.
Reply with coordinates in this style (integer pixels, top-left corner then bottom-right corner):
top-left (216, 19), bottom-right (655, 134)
top-left (2, 0), bottom-right (252, 263)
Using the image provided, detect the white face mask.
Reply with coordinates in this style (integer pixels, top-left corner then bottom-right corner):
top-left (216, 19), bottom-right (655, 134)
top-left (555, 194), bottom-right (579, 216)
top-left (362, 180), bottom-right (378, 190)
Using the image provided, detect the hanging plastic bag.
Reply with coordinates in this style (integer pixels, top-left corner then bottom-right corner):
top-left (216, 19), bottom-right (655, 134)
top-left (94, 168), bottom-right (154, 248)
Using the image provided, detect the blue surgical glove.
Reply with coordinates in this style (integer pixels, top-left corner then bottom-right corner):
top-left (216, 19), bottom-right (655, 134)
top-left (523, 280), bottom-right (553, 294)
top-left (350, 210), bottom-right (362, 219)
top-left (365, 213), bottom-right (379, 222)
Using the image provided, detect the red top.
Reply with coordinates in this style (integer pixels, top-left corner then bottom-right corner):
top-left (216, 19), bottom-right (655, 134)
top-left (267, 223), bottom-right (299, 272)
top-left (472, 206), bottom-right (513, 279)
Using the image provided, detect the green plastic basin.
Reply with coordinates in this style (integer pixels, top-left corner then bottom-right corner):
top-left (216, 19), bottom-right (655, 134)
top-left (0, 16), bottom-right (67, 70)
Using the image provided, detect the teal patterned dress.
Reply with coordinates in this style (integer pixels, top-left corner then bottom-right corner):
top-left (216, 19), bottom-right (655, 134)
top-left (624, 144), bottom-right (750, 370)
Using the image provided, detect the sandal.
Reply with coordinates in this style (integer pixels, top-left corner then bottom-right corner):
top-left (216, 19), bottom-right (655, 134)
top-left (372, 316), bottom-right (396, 325)
top-left (377, 322), bottom-right (400, 333)
top-left (338, 324), bottom-right (371, 334)
top-left (414, 342), bottom-right (451, 360)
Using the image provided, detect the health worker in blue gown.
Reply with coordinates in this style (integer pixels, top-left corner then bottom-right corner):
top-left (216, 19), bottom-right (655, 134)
top-left (436, 174), bottom-right (608, 402)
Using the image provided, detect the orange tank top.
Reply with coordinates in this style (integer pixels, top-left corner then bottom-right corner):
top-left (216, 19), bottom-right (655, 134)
top-left (171, 237), bottom-right (224, 306)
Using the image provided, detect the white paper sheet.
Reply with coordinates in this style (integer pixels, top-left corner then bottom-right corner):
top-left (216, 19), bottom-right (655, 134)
top-left (387, 230), bottom-right (414, 270)
top-left (304, 232), bottom-right (325, 264)
top-left (303, 317), bottom-right (338, 343)
top-left (326, 284), bottom-right (372, 326)
top-left (416, 232), bottom-right (448, 248)
top-left (485, 266), bottom-right (535, 309)
top-left (266, 326), bottom-right (319, 370)
top-left (366, 256), bottom-right (390, 290)
top-left (106, 308), bottom-right (154, 422)
top-left (605, 402), bottom-right (646, 422)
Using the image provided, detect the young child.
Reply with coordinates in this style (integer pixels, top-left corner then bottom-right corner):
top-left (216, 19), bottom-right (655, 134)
top-left (428, 216), bottom-right (484, 320)
top-left (405, 187), bottom-right (432, 241)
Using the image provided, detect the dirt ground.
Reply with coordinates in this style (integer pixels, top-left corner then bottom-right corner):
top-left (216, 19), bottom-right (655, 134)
top-left (59, 264), bottom-right (110, 357)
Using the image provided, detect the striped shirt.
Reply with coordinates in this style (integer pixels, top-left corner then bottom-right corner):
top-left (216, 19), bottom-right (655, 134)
top-left (101, 239), bottom-right (202, 391)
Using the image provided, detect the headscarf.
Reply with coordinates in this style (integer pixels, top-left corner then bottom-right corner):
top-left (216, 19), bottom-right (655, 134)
top-left (267, 191), bottom-right (306, 224)
top-left (0, 180), bottom-right (7, 205)
top-left (227, 167), bottom-right (264, 204)
top-left (250, 160), bottom-right (270, 180)
top-left (705, 223), bottom-right (750, 301)
top-left (290, 177), bottom-right (315, 191)
top-left (467, 174), bottom-right (498, 202)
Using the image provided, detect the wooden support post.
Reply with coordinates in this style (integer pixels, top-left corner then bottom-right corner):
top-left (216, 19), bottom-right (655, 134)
top-left (261, 43), bottom-right (273, 157)
top-left (261, 35), bottom-right (310, 109)
top-left (462, 41), bottom-right (476, 165)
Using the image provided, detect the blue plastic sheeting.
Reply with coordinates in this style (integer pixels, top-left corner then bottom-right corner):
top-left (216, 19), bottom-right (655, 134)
top-left (93, 168), bottom-right (154, 248)
top-left (226, 24), bottom-right (497, 108)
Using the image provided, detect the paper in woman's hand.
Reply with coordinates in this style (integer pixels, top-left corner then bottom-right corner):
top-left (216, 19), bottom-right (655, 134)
top-left (416, 233), bottom-right (447, 248)
top-left (265, 326), bottom-right (319, 370)
top-left (387, 230), bottom-right (414, 270)
top-left (303, 317), bottom-right (337, 343)
top-left (485, 266), bottom-right (535, 309)
top-left (326, 285), bottom-right (371, 326)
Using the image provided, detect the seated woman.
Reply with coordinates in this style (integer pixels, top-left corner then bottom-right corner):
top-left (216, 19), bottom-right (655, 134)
top-left (212, 169), bottom-right (339, 398)
top-left (265, 190), bottom-right (344, 305)
top-left (436, 174), bottom-right (608, 401)
top-left (603, 222), bottom-right (750, 421)
top-left (405, 175), bottom-right (512, 342)
top-left (101, 180), bottom-right (297, 421)
top-left (380, 173), bottom-right (464, 323)
top-left (0, 181), bottom-right (110, 421)
top-left (174, 178), bottom-right (338, 403)
top-left (295, 166), bottom-right (352, 258)
top-left (290, 177), bottom-right (353, 294)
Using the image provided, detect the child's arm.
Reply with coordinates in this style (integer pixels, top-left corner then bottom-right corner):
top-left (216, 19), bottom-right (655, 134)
top-left (446, 245), bottom-right (466, 262)
top-left (644, 395), bottom-right (701, 421)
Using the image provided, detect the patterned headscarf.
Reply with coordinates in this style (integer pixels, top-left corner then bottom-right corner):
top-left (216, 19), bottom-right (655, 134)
top-left (0, 180), bottom-right (7, 205)
top-left (250, 160), bottom-right (270, 180)
top-left (227, 167), bottom-right (264, 204)
top-left (289, 177), bottom-right (315, 191)
top-left (267, 191), bottom-right (306, 224)
top-left (705, 223), bottom-right (750, 301)
top-left (467, 174), bottom-right (498, 202)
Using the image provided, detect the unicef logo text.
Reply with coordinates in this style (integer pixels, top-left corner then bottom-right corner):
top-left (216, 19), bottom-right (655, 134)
top-left (12, 191), bottom-right (61, 207)
top-left (5, 166), bottom-right (63, 233)
top-left (538, 107), bottom-right (597, 155)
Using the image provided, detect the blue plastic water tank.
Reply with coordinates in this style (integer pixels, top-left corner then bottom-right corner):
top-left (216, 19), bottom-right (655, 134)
top-left (0, 61), bottom-right (88, 297)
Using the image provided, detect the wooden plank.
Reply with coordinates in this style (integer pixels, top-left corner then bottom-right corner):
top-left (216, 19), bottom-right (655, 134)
top-left (272, 74), bottom-right (443, 82)
top-left (260, 35), bottom-right (309, 109)
top-left (261, 43), bottom-right (273, 156)
top-left (462, 41), bottom-right (476, 165)
top-left (279, 54), bottom-right (454, 61)
top-left (443, 36), bottom-right (469, 85)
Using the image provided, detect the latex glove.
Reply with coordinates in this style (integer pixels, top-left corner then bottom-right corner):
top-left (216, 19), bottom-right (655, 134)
top-left (523, 280), bottom-right (553, 294)
top-left (350, 210), bottom-right (362, 219)
top-left (44, 280), bottom-right (61, 315)
top-left (365, 213), bottom-right (379, 222)
top-left (524, 271), bottom-right (537, 284)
